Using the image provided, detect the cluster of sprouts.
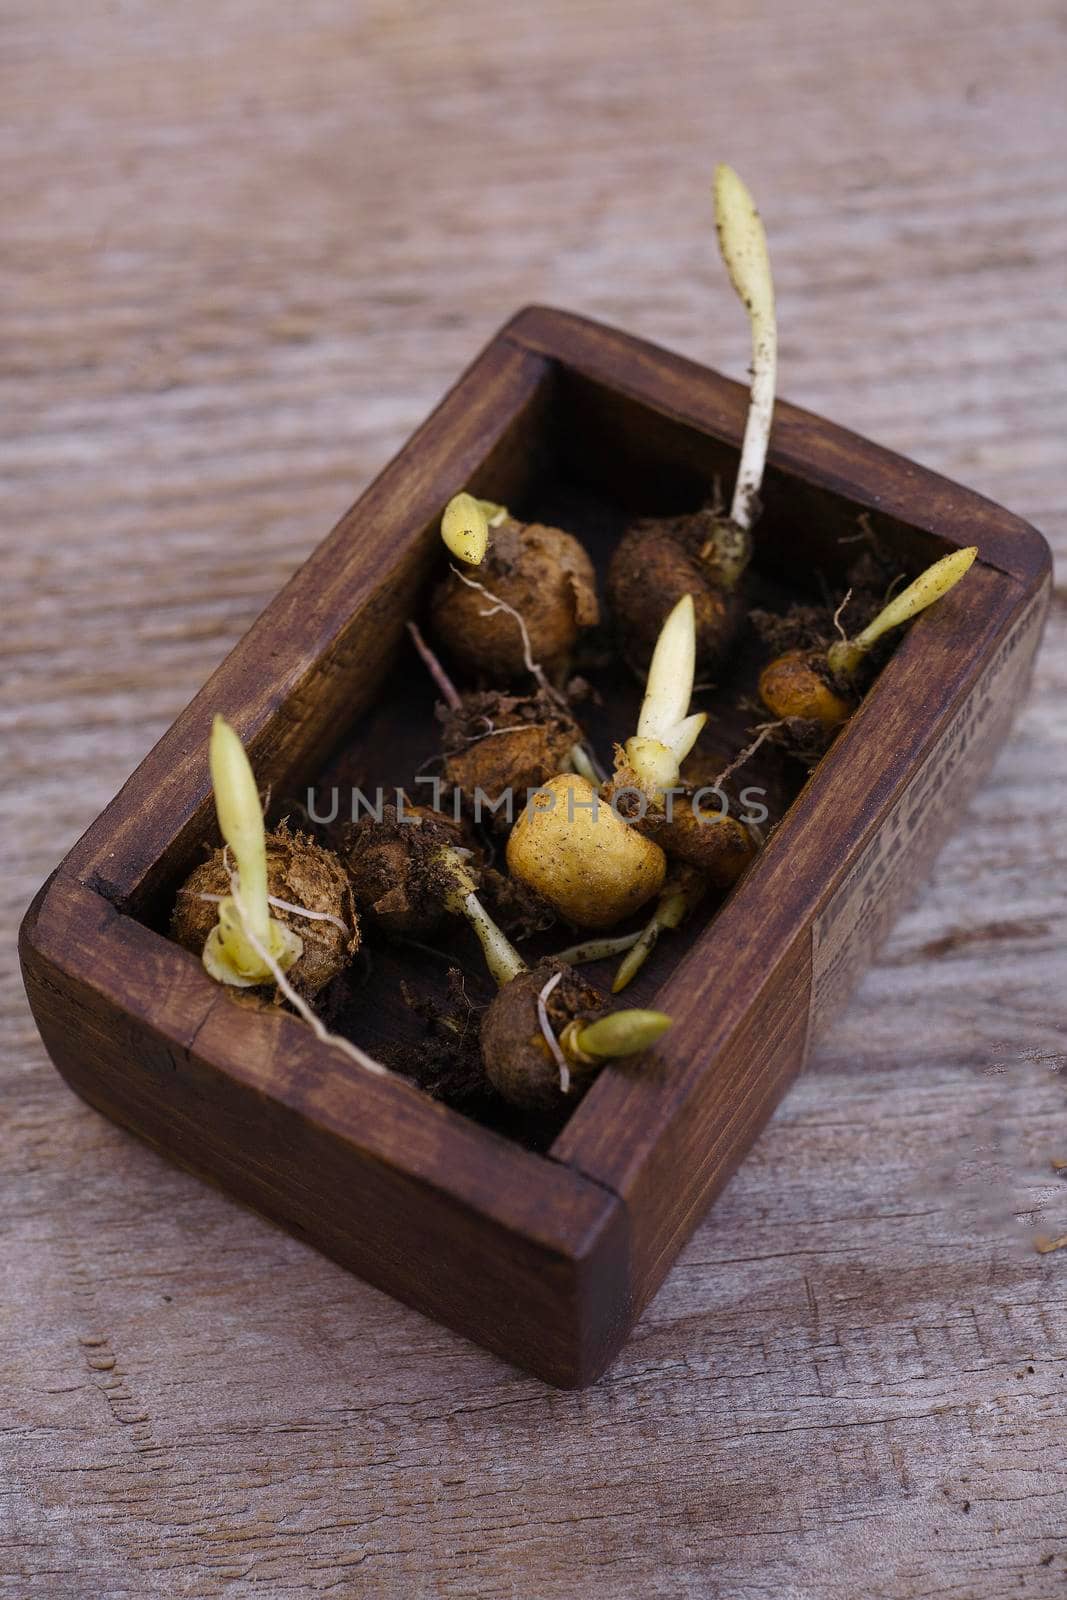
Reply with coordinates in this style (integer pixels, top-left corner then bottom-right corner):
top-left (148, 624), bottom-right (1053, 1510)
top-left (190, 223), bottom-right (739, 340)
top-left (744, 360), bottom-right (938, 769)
top-left (172, 161), bottom-right (982, 1122)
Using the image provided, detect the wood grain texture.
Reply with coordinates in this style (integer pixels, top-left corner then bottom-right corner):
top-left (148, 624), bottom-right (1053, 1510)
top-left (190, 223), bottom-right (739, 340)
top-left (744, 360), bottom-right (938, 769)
top-left (3, 1), bottom-right (1065, 1595)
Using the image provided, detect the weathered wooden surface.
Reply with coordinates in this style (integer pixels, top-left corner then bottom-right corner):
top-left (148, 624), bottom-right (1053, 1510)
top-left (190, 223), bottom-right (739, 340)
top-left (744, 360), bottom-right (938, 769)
top-left (2, 1), bottom-right (1065, 1595)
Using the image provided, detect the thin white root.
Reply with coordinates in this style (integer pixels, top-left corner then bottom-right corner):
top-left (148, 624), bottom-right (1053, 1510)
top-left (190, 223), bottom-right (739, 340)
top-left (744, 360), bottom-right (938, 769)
top-left (698, 722), bottom-right (779, 793)
top-left (536, 969), bottom-right (571, 1093)
top-left (263, 895), bottom-right (351, 936)
top-left (196, 890), bottom-right (350, 937)
top-left (450, 565), bottom-right (552, 696)
top-left (831, 588), bottom-right (854, 643)
top-left (449, 564), bottom-right (581, 729)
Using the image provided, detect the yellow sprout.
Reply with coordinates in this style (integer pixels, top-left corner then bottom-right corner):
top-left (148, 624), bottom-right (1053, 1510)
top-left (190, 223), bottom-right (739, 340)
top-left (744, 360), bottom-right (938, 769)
top-left (624, 594), bottom-right (707, 796)
top-left (441, 492), bottom-right (490, 566)
top-left (713, 163), bottom-right (778, 533)
top-left (568, 1009), bottom-right (673, 1060)
top-left (827, 547), bottom-right (979, 678)
top-left (437, 846), bottom-right (527, 986)
top-left (612, 879), bottom-right (697, 993)
top-left (202, 715), bottom-right (302, 988)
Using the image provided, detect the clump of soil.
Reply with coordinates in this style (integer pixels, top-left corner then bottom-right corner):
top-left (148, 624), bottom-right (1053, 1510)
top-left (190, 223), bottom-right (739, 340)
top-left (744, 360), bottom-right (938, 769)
top-left (480, 865), bottom-right (558, 939)
top-left (343, 804), bottom-right (470, 937)
top-left (439, 687), bottom-right (582, 820)
top-left (385, 968), bottom-right (489, 1108)
top-left (748, 602), bottom-right (831, 657)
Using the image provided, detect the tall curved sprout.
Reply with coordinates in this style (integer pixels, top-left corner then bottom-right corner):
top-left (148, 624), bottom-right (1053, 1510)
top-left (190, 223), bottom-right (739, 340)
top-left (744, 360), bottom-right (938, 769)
top-left (713, 163), bottom-right (778, 535)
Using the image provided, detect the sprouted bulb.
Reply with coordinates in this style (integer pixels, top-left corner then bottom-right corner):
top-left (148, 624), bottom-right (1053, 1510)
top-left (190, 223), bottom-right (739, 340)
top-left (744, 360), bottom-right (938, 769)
top-left (203, 715), bottom-right (302, 986)
top-left (507, 592), bottom-right (759, 937)
top-left (607, 164), bottom-right (778, 671)
top-left (430, 491), bottom-right (599, 681)
top-left (171, 716), bottom-right (359, 996)
top-left (506, 773), bottom-right (668, 930)
top-left (606, 595), bottom-right (756, 988)
top-left (406, 619), bottom-right (598, 821)
top-left (345, 806), bottom-right (526, 986)
top-left (479, 959), bottom-right (673, 1110)
top-left (759, 547), bottom-right (979, 730)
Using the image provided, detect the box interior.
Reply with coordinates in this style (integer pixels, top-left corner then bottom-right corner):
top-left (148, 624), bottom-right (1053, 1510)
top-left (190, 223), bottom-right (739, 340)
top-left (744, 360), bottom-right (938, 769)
top-left (134, 356), bottom-right (951, 1153)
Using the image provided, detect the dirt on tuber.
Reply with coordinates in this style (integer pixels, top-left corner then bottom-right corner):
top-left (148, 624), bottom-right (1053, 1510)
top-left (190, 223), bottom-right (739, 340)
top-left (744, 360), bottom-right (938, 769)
top-left (431, 504), bottom-right (599, 682)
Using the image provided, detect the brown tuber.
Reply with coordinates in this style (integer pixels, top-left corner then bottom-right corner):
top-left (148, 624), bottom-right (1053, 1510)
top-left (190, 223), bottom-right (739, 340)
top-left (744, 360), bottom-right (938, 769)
top-left (171, 717), bottom-right (359, 998)
top-left (430, 495), bottom-right (599, 681)
top-left (758, 651), bottom-right (853, 731)
top-left (607, 505), bottom-right (748, 672)
top-left (625, 782), bottom-right (756, 888)
top-left (348, 807), bottom-right (526, 986)
top-left (173, 823), bottom-right (358, 999)
top-left (480, 960), bottom-right (672, 1111)
top-left (440, 688), bottom-right (585, 820)
top-left (344, 804), bottom-right (470, 938)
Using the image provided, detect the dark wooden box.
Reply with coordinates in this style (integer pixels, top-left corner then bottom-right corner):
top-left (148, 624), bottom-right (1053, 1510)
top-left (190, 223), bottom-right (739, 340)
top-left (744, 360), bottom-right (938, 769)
top-left (19, 307), bottom-right (1050, 1387)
